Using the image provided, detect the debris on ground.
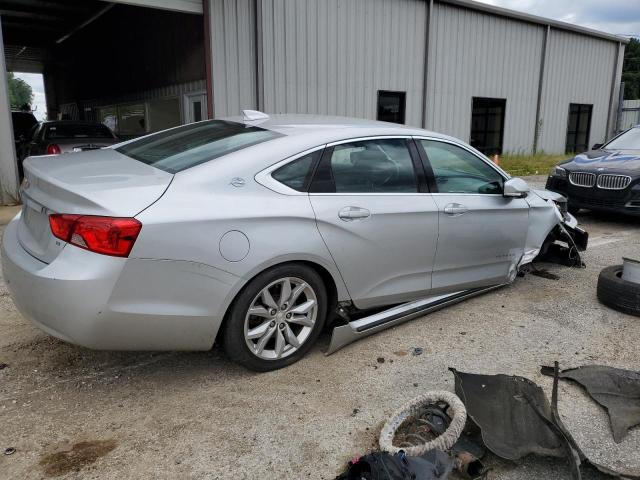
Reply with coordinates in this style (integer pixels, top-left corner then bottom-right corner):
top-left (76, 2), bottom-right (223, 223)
top-left (541, 364), bottom-right (640, 443)
top-left (379, 392), bottom-right (466, 456)
top-left (335, 449), bottom-right (453, 480)
top-left (530, 268), bottom-right (560, 280)
top-left (450, 366), bottom-right (583, 479)
top-left (0, 362), bottom-right (8, 370)
top-left (377, 357), bottom-right (385, 364)
top-left (4, 447), bottom-right (16, 455)
top-left (412, 348), bottom-right (424, 356)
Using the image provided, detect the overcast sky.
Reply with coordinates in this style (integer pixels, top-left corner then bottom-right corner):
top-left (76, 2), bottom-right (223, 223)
top-left (477, 0), bottom-right (640, 39)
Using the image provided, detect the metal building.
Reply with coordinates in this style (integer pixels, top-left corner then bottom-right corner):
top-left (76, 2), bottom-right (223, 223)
top-left (0, 0), bottom-right (629, 204)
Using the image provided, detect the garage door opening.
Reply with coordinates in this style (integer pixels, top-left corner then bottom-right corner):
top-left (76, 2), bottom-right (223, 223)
top-left (1, 0), bottom-right (208, 200)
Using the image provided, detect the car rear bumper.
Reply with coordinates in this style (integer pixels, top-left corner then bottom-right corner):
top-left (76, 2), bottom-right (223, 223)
top-left (1, 217), bottom-right (238, 351)
top-left (546, 176), bottom-right (640, 216)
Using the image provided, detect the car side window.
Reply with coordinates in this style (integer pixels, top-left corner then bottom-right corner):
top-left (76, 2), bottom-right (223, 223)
top-left (420, 140), bottom-right (504, 194)
top-left (271, 150), bottom-right (322, 192)
top-left (312, 138), bottom-right (418, 193)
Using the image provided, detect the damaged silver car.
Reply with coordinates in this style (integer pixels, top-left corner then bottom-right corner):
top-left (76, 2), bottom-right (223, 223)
top-left (1, 112), bottom-right (587, 371)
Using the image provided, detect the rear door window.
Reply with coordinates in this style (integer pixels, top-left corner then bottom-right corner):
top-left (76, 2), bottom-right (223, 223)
top-left (272, 150), bottom-right (322, 191)
top-left (116, 120), bottom-right (282, 173)
top-left (311, 138), bottom-right (418, 193)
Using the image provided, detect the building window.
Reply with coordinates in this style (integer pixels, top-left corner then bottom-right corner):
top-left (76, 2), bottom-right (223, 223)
top-left (377, 91), bottom-right (406, 124)
top-left (566, 104), bottom-right (593, 153)
top-left (470, 97), bottom-right (506, 155)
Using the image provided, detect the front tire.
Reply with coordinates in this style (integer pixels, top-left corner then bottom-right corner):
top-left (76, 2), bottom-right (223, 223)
top-left (222, 264), bottom-right (327, 371)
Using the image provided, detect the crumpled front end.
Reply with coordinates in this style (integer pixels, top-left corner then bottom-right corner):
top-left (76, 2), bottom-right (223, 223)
top-left (519, 189), bottom-right (588, 269)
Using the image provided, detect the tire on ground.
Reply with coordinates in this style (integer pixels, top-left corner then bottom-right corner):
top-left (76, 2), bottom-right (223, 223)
top-left (222, 263), bottom-right (328, 371)
top-left (597, 265), bottom-right (640, 317)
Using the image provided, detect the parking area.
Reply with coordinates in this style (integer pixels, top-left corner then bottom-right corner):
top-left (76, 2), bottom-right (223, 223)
top-left (0, 177), bottom-right (639, 479)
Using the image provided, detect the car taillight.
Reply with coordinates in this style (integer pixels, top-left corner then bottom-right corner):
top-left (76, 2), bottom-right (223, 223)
top-left (46, 143), bottom-right (61, 155)
top-left (49, 214), bottom-right (142, 257)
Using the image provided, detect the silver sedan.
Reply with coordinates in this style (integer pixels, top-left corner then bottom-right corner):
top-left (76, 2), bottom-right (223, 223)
top-left (1, 112), bottom-right (587, 371)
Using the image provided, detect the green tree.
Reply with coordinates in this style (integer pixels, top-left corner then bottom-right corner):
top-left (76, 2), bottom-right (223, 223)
top-left (623, 38), bottom-right (640, 100)
top-left (7, 72), bottom-right (34, 111)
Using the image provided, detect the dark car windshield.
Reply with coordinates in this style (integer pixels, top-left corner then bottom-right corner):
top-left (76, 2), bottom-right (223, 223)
top-left (605, 127), bottom-right (640, 150)
top-left (45, 123), bottom-right (115, 140)
top-left (115, 120), bottom-right (282, 173)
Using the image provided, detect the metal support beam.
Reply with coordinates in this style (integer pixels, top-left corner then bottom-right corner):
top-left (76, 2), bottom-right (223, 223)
top-left (421, 0), bottom-right (433, 129)
top-left (0, 20), bottom-right (20, 205)
top-left (606, 42), bottom-right (622, 140)
top-left (203, 0), bottom-right (214, 118)
top-left (533, 25), bottom-right (550, 154)
top-left (56, 3), bottom-right (115, 44)
top-left (254, 0), bottom-right (264, 111)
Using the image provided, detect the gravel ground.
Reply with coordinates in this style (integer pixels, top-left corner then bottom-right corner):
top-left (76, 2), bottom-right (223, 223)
top-left (1, 177), bottom-right (639, 479)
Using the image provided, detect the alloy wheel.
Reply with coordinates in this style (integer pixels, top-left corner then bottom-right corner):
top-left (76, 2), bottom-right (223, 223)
top-left (243, 277), bottom-right (318, 360)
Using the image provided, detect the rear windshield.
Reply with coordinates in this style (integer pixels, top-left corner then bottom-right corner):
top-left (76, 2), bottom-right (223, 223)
top-left (115, 120), bottom-right (281, 173)
top-left (605, 127), bottom-right (640, 150)
top-left (45, 124), bottom-right (114, 140)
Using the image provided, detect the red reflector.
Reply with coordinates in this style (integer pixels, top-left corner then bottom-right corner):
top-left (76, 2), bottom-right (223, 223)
top-left (46, 143), bottom-right (61, 155)
top-left (49, 214), bottom-right (142, 257)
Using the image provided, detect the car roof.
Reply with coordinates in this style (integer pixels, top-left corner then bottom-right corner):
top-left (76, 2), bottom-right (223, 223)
top-left (221, 113), bottom-right (453, 144)
top-left (175, 113), bottom-right (467, 179)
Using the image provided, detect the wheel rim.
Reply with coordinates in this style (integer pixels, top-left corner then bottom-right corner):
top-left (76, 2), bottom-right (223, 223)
top-left (243, 277), bottom-right (318, 360)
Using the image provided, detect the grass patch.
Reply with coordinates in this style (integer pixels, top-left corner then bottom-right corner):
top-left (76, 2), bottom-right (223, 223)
top-left (497, 153), bottom-right (571, 177)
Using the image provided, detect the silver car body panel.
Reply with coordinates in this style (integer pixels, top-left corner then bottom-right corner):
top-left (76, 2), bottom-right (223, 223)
top-left (2, 114), bottom-right (583, 352)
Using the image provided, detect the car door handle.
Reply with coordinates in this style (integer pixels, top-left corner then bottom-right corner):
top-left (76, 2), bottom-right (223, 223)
top-left (338, 206), bottom-right (371, 221)
top-left (443, 203), bottom-right (468, 216)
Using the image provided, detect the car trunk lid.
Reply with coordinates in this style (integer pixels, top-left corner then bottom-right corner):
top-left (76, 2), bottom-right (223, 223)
top-left (18, 148), bottom-right (172, 264)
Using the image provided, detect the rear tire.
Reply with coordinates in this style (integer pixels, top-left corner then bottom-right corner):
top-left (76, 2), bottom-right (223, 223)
top-left (597, 265), bottom-right (640, 317)
top-left (222, 263), bottom-right (327, 371)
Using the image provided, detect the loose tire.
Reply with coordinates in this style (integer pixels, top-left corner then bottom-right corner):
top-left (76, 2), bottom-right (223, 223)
top-left (222, 263), bottom-right (327, 371)
top-left (597, 265), bottom-right (640, 317)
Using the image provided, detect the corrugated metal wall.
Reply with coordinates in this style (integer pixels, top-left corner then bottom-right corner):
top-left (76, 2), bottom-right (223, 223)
top-left (427, 3), bottom-right (544, 153)
top-left (620, 99), bottom-right (640, 132)
top-left (259, 0), bottom-right (427, 126)
top-left (538, 29), bottom-right (618, 153)
top-left (207, 0), bottom-right (624, 154)
top-left (83, 80), bottom-right (207, 111)
top-left (210, 0), bottom-right (258, 116)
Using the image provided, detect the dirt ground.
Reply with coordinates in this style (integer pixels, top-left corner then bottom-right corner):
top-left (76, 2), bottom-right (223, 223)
top-left (1, 178), bottom-right (639, 480)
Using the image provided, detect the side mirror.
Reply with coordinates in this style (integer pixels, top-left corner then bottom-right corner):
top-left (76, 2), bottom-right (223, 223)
top-left (503, 177), bottom-right (530, 198)
top-left (592, 143), bottom-right (603, 150)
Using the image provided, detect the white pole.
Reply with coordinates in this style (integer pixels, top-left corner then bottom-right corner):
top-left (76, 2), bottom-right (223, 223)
top-left (0, 19), bottom-right (20, 205)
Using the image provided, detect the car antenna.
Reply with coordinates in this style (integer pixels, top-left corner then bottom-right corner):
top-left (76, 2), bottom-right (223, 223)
top-left (242, 110), bottom-right (270, 123)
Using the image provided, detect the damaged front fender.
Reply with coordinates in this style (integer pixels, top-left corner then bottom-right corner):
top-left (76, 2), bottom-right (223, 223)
top-left (518, 189), bottom-right (588, 269)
